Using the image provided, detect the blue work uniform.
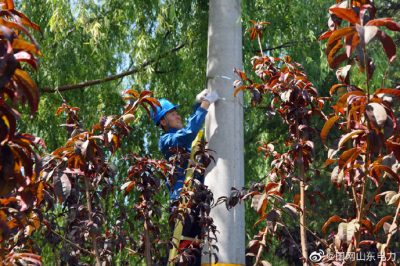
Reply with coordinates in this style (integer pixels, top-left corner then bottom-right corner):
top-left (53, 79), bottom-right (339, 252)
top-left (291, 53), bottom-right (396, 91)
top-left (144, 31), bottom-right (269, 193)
top-left (158, 105), bottom-right (207, 200)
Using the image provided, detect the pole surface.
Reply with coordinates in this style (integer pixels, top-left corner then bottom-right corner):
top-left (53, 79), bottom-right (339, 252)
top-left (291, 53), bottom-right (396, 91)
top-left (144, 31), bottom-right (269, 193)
top-left (203, 0), bottom-right (244, 265)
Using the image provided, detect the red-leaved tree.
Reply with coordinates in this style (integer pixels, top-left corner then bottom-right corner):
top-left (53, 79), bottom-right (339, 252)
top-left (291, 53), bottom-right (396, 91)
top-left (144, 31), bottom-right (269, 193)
top-left (0, 1), bottom-right (45, 264)
top-left (319, 1), bottom-right (400, 265)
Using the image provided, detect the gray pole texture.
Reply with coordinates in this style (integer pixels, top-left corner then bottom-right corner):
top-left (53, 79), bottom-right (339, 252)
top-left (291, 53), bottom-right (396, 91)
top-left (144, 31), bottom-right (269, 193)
top-left (203, 0), bottom-right (245, 265)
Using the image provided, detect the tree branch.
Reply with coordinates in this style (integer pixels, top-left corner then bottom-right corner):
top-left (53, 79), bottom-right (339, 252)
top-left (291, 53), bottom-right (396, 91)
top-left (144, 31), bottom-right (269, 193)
top-left (84, 175), bottom-right (101, 266)
top-left (252, 41), bottom-right (299, 54)
top-left (49, 228), bottom-right (95, 256)
top-left (264, 41), bottom-right (297, 51)
top-left (41, 43), bottom-right (185, 93)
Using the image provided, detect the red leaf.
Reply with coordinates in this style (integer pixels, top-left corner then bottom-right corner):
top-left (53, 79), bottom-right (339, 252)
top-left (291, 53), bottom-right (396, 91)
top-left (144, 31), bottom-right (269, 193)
top-left (339, 147), bottom-right (360, 167)
top-left (139, 90), bottom-right (152, 98)
top-left (36, 181), bottom-right (44, 206)
top-left (330, 7), bottom-right (360, 25)
top-left (19, 133), bottom-right (46, 149)
top-left (329, 53), bottom-right (348, 69)
top-left (264, 182), bottom-right (279, 193)
top-left (322, 215), bottom-right (346, 234)
top-left (359, 240), bottom-right (376, 246)
top-left (0, 18), bottom-right (36, 44)
top-left (323, 158), bottom-right (336, 168)
top-left (361, 219), bottom-right (373, 233)
top-left (338, 130), bottom-right (365, 149)
top-left (12, 38), bottom-right (41, 56)
top-left (327, 39), bottom-right (343, 63)
top-left (376, 30), bottom-right (396, 62)
top-left (234, 68), bottom-right (248, 81)
top-left (249, 27), bottom-right (257, 40)
top-left (9, 253), bottom-right (42, 265)
top-left (386, 140), bottom-right (400, 162)
top-left (329, 84), bottom-right (347, 95)
top-left (0, 197), bottom-right (17, 205)
top-left (124, 89), bottom-right (140, 98)
top-left (319, 30), bottom-right (333, 41)
top-left (366, 18), bottom-right (400, 31)
top-left (14, 51), bottom-right (38, 70)
top-left (370, 164), bottom-right (400, 183)
top-left (0, 106), bottom-right (17, 141)
top-left (345, 33), bottom-right (359, 57)
top-left (360, 4), bottom-right (376, 20)
top-left (4, 0), bottom-right (15, 10)
top-left (234, 85), bottom-right (247, 97)
top-left (13, 68), bottom-right (39, 113)
top-left (374, 88), bottom-right (400, 97)
top-left (11, 10), bottom-right (41, 32)
top-left (373, 215), bottom-right (393, 234)
top-left (321, 115), bottom-right (340, 143)
top-left (256, 193), bottom-right (268, 216)
top-left (121, 181), bottom-right (135, 193)
top-left (327, 27), bottom-right (355, 48)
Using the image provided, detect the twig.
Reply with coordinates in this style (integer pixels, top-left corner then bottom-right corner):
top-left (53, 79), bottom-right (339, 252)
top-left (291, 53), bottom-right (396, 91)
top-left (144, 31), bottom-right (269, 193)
top-left (282, 224), bottom-right (302, 254)
top-left (296, 121), bottom-right (308, 266)
top-left (264, 41), bottom-right (297, 51)
top-left (49, 228), bottom-right (95, 256)
top-left (378, 198), bottom-right (400, 266)
top-left (251, 41), bottom-right (308, 54)
top-left (254, 227), bottom-right (268, 266)
top-left (257, 33), bottom-right (264, 55)
top-left (381, 61), bottom-right (392, 89)
top-left (84, 176), bottom-right (102, 266)
top-left (41, 44), bottom-right (185, 93)
top-left (144, 217), bottom-right (153, 266)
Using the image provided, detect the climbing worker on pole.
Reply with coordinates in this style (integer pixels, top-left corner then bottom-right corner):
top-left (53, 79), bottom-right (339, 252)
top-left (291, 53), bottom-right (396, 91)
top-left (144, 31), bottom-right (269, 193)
top-left (151, 89), bottom-right (219, 266)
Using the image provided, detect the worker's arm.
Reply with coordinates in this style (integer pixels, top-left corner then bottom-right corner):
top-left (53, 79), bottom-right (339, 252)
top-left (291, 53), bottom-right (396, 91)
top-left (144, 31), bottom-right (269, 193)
top-left (160, 91), bottom-right (219, 154)
top-left (200, 100), bottom-right (210, 110)
top-left (197, 90), bottom-right (219, 110)
top-left (160, 106), bottom-right (207, 150)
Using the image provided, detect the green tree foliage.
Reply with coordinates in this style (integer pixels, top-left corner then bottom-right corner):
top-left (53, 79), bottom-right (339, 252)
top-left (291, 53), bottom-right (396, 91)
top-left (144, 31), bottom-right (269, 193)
top-left (19, 0), bottom-right (209, 154)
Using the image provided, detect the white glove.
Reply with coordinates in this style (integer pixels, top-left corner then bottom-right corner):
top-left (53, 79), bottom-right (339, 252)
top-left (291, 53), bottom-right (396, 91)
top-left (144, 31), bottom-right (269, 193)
top-left (195, 89), bottom-right (209, 103)
top-left (203, 91), bottom-right (220, 104)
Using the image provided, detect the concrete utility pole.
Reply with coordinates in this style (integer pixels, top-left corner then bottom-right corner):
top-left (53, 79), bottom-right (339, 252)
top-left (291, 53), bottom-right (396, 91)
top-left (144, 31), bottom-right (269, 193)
top-left (203, 0), bottom-right (245, 265)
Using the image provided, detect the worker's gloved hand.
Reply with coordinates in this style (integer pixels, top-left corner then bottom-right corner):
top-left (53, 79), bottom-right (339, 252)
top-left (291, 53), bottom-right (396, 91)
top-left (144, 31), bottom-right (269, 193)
top-left (202, 91), bottom-right (220, 104)
top-left (195, 89), bottom-right (208, 103)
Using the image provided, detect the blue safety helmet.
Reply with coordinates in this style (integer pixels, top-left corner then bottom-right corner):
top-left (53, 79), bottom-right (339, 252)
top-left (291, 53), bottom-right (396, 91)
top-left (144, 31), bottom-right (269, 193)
top-left (151, 98), bottom-right (179, 125)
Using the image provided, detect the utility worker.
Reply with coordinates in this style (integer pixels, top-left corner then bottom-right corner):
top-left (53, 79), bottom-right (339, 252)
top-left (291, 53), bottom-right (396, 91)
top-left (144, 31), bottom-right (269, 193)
top-left (151, 89), bottom-right (219, 265)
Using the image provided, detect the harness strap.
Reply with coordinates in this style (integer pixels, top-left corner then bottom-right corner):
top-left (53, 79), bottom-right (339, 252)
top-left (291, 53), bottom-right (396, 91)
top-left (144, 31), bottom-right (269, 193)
top-left (179, 239), bottom-right (200, 249)
top-left (168, 130), bottom-right (204, 265)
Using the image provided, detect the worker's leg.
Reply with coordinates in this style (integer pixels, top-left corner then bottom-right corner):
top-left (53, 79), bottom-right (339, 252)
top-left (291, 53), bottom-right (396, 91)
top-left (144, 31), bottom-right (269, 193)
top-left (180, 209), bottom-right (202, 266)
top-left (167, 205), bottom-right (202, 266)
